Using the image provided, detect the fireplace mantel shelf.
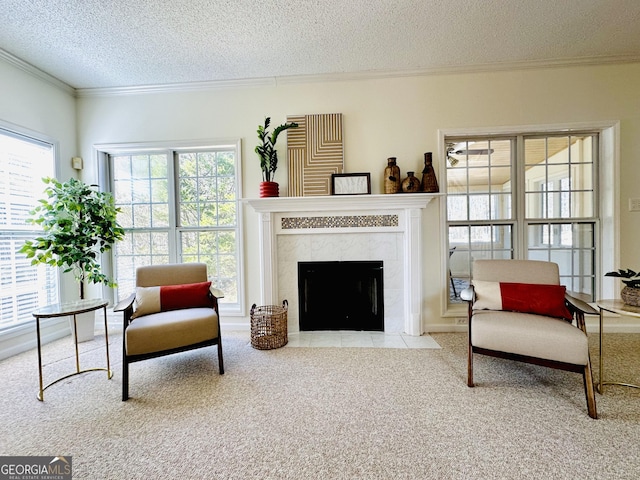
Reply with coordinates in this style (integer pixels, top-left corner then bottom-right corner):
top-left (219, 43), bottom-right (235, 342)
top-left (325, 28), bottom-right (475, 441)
top-left (244, 193), bottom-right (442, 213)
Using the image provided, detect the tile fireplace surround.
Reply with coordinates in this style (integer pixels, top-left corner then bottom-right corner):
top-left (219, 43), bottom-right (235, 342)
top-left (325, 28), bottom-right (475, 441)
top-left (246, 193), bottom-right (439, 336)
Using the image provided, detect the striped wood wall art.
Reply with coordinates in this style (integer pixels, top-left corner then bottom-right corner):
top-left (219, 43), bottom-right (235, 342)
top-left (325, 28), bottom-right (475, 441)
top-left (287, 113), bottom-right (344, 196)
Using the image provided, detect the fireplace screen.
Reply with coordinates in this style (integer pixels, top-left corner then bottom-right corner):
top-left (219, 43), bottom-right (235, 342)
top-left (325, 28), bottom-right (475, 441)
top-left (298, 261), bottom-right (384, 331)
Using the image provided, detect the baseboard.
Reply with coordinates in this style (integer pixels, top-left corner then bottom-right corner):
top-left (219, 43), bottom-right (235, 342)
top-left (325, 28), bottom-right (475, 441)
top-left (221, 321), bottom-right (250, 332)
top-left (0, 317), bottom-right (70, 361)
top-left (426, 323), bottom-right (469, 333)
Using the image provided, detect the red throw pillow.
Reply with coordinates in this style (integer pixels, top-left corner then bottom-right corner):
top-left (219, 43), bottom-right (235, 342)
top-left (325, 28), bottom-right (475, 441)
top-left (160, 281), bottom-right (213, 311)
top-left (500, 283), bottom-right (572, 320)
top-left (473, 281), bottom-right (572, 320)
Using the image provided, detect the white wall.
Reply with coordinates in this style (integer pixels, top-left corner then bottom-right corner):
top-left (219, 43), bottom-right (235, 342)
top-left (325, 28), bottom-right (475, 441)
top-left (76, 62), bottom-right (640, 331)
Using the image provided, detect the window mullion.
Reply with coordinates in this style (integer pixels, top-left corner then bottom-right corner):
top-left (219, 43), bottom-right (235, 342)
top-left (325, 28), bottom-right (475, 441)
top-left (168, 150), bottom-right (180, 263)
top-left (514, 135), bottom-right (527, 258)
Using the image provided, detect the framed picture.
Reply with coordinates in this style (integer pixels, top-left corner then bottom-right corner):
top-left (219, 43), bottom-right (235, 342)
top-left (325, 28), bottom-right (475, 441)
top-left (331, 173), bottom-right (371, 195)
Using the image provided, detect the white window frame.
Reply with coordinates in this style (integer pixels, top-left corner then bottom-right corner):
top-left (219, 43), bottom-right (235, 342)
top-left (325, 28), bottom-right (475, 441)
top-left (95, 139), bottom-right (245, 316)
top-left (439, 121), bottom-right (619, 317)
top-left (0, 120), bottom-right (60, 338)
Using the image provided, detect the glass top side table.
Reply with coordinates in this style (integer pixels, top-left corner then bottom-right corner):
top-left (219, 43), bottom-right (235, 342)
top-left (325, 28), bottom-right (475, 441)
top-left (595, 299), bottom-right (640, 394)
top-left (32, 298), bottom-right (113, 401)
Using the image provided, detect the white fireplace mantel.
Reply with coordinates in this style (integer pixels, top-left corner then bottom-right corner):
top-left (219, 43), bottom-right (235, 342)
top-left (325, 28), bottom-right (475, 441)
top-left (245, 193), bottom-right (438, 213)
top-left (244, 193), bottom-right (441, 335)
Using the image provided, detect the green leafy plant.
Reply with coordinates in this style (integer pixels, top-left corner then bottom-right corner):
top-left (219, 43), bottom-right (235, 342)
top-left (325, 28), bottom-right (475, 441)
top-left (605, 268), bottom-right (640, 288)
top-left (20, 177), bottom-right (125, 299)
top-left (255, 117), bottom-right (298, 182)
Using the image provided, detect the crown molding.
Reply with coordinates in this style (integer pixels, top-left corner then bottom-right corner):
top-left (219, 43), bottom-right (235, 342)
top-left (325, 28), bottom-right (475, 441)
top-left (0, 48), bottom-right (75, 96)
top-left (5, 47), bottom-right (639, 99)
top-left (75, 77), bottom-right (276, 97)
top-left (275, 54), bottom-right (640, 85)
top-left (76, 54), bottom-right (640, 98)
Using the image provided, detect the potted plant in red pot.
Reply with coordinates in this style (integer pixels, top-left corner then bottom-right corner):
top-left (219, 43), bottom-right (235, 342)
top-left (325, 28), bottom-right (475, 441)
top-left (255, 117), bottom-right (298, 197)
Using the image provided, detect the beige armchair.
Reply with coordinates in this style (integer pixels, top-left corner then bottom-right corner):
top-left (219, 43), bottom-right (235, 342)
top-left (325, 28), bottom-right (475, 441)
top-left (461, 259), bottom-right (597, 418)
top-left (114, 263), bottom-right (224, 401)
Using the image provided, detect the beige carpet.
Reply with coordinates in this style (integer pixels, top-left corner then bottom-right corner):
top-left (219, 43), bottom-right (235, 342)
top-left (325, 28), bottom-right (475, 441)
top-left (1, 330), bottom-right (639, 479)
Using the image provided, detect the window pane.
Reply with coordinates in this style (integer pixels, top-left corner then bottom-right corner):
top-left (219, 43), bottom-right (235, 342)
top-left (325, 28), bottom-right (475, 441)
top-left (491, 193), bottom-right (511, 220)
top-left (447, 195), bottom-right (468, 221)
top-left (526, 222), bottom-right (595, 299)
top-left (217, 202), bottom-right (237, 226)
top-left (114, 230), bottom-right (170, 299)
top-left (469, 195), bottom-right (491, 221)
top-left (0, 130), bottom-right (57, 331)
top-left (571, 191), bottom-right (594, 217)
top-left (524, 135), bottom-right (594, 220)
top-left (180, 230), bottom-right (238, 303)
top-left (114, 154), bottom-right (170, 230)
top-left (178, 150), bottom-right (238, 228)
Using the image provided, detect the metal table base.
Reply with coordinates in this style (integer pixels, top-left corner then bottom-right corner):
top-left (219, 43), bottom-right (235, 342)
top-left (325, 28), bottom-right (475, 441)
top-left (33, 299), bottom-right (113, 401)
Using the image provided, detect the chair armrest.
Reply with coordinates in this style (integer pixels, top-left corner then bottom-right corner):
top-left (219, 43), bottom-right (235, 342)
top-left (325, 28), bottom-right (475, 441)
top-left (565, 293), bottom-right (598, 316)
top-left (114, 293), bottom-right (135, 312)
top-left (460, 286), bottom-right (475, 302)
top-left (209, 287), bottom-right (224, 299)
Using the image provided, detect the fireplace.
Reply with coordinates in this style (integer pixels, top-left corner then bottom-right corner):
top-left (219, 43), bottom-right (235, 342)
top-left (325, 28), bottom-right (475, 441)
top-left (298, 261), bottom-right (384, 331)
top-left (245, 194), bottom-right (438, 335)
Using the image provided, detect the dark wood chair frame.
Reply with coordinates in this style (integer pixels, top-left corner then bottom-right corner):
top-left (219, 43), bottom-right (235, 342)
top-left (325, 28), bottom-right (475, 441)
top-left (114, 291), bottom-right (224, 401)
top-left (464, 289), bottom-right (598, 419)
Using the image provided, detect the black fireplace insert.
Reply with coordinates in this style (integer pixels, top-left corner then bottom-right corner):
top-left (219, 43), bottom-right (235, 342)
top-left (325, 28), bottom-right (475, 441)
top-left (298, 261), bottom-right (384, 331)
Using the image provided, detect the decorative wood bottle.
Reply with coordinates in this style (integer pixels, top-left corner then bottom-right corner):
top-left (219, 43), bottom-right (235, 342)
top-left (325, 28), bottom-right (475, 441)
top-left (421, 152), bottom-right (439, 193)
top-left (401, 171), bottom-right (421, 193)
top-left (384, 157), bottom-right (401, 194)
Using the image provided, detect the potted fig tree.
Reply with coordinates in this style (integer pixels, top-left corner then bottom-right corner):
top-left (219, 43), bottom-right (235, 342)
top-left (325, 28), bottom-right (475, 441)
top-left (255, 116), bottom-right (298, 197)
top-left (20, 177), bottom-right (124, 340)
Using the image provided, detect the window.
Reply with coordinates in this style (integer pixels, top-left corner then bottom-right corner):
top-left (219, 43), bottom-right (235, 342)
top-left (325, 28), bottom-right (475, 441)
top-left (0, 128), bottom-right (58, 331)
top-left (107, 142), bottom-right (243, 314)
top-left (446, 133), bottom-right (597, 305)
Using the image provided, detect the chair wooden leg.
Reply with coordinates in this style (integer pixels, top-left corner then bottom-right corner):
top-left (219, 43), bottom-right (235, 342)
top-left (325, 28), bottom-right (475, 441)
top-left (467, 344), bottom-right (474, 387)
top-left (576, 312), bottom-right (597, 418)
top-left (122, 357), bottom-right (129, 401)
top-left (583, 361), bottom-right (597, 419)
top-left (217, 341), bottom-right (224, 375)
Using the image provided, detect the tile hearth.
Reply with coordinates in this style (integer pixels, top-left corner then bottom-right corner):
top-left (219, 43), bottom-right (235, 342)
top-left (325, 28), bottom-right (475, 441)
top-left (286, 331), bottom-right (441, 349)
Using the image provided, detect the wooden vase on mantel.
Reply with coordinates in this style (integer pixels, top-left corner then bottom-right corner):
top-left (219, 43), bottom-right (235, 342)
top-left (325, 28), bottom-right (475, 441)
top-left (384, 157), bottom-right (401, 194)
top-left (421, 152), bottom-right (439, 193)
top-left (621, 286), bottom-right (640, 306)
top-left (401, 172), bottom-right (421, 193)
top-left (259, 181), bottom-right (279, 198)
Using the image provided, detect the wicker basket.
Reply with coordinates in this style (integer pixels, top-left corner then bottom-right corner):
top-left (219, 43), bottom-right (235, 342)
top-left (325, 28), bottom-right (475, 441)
top-left (250, 300), bottom-right (288, 349)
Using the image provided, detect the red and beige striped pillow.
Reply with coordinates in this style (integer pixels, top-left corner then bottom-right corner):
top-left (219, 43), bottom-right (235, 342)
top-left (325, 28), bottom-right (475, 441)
top-left (132, 281), bottom-right (212, 319)
top-left (472, 280), bottom-right (572, 320)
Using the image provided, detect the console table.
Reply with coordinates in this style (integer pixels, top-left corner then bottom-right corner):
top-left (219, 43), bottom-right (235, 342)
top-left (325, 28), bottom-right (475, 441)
top-left (596, 299), bottom-right (640, 393)
top-left (32, 298), bottom-right (113, 401)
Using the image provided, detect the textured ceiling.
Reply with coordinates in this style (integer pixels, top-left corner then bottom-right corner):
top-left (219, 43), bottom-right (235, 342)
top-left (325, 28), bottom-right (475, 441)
top-left (1, 0), bottom-right (640, 90)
